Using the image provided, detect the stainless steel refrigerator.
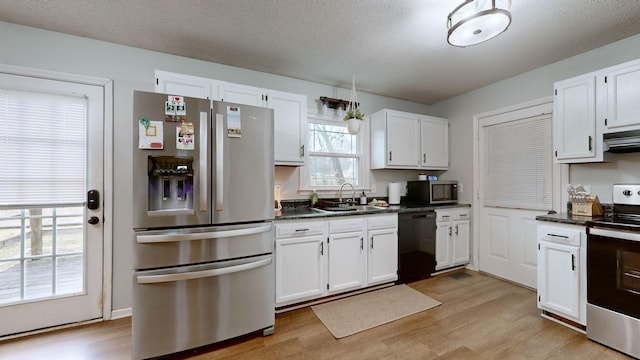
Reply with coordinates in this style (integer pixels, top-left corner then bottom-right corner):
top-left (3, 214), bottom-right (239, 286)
top-left (130, 91), bottom-right (275, 359)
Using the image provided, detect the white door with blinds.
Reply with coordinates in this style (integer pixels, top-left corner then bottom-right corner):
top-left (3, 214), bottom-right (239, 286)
top-left (477, 100), bottom-right (558, 289)
top-left (0, 72), bottom-right (104, 336)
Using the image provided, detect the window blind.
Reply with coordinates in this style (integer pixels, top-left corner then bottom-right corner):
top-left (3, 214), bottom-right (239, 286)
top-left (0, 89), bottom-right (86, 206)
top-left (483, 114), bottom-right (553, 210)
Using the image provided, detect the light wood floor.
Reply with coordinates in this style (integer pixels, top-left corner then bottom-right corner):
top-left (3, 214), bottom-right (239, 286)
top-left (0, 270), bottom-right (632, 359)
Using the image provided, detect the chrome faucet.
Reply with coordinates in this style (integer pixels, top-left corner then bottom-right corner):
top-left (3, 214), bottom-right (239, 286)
top-left (339, 182), bottom-right (356, 205)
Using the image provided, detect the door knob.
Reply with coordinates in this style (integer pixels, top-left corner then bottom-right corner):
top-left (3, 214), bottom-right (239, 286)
top-left (88, 216), bottom-right (100, 225)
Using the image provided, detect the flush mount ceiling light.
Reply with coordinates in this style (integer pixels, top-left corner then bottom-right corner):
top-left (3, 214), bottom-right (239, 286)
top-left (447, 0), bottom-right (512, 47)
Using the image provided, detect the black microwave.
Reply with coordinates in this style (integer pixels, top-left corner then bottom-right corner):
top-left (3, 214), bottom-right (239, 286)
top-left (406, 180), bottom-right (458, 205)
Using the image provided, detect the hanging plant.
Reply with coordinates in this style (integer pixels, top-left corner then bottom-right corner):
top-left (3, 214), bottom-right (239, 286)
top-left (343, 107), bottom-right (364, 121)
top-left (344, 76), bottom-right (364, 135)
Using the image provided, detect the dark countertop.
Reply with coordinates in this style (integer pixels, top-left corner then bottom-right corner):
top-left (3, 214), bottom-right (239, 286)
top-left (275, 203), bottom-right (471, 221)
top-left (535, 212), bottom-right (604, 226)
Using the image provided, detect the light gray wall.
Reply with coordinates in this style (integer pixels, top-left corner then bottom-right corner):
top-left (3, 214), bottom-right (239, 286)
top-left (0, 21), bottom-right (434, 311)
top-left (430, 33), bottom-right (640, 205)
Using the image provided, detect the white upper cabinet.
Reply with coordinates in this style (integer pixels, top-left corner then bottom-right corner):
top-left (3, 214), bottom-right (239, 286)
top-left (266, 90), bottom-right (307, 166)
top-left (553, 57), bottom-right (640, 163)
top-left (155, 70), bottom-right (306, 165)
top-left (371, 109), bottom-right (448, 170)
top-left (155, 70), bottom-right (217, 100)
top-left (218, 82), bottom-right (265, 106)
top-left (605, 59), bottom-right (640, 131)
top-left (553, 72), bottom-right (603, 163)
top-left (420, 115), bottom-right (449, 169)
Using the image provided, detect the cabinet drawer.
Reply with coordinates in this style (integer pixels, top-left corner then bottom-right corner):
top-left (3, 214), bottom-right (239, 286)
top-left (276, 221), bottom-right (326, 239)
top-left (329, 218), bottom-right (365, 234)
top-left (436, 208), bottom-right (469, 222)
top-left (538, 224), bottom-right (582, 246)
top-left (367, 214), bottom-right (398, 230)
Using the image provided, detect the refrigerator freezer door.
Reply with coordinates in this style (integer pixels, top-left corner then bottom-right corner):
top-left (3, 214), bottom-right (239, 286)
top-left (132, 91), bottom-right (212, 229)
top-left (134, 222), bottom-right (274, 270)
top-left (213, 101), bottom-right (274, 224)
top-left (132, 254), bottom-right (275, 359)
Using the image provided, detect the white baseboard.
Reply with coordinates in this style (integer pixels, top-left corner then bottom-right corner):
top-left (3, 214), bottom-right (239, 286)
top-left (111, 307), bottom-right (132, 319)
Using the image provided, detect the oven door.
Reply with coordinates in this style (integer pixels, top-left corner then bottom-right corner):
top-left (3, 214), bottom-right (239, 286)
top-left (587, 227), bottom-right (640, 318)
top-left (586, 226), bottom-right (640, 358)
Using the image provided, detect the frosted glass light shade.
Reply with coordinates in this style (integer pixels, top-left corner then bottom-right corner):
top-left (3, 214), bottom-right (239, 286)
top-left (447, 0), bottom-right (511, 47)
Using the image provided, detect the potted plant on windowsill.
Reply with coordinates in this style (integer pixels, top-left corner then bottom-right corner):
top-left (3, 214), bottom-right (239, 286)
top-left (344, 107), bottom-right (364, 135)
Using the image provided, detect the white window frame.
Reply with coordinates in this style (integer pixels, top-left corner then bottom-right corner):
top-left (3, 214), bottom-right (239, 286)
top-left (300, 111), bottom-right (370, 194)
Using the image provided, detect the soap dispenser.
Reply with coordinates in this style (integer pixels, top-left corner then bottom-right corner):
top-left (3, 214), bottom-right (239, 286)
top-left (360, 191), bottom-right (367, 205)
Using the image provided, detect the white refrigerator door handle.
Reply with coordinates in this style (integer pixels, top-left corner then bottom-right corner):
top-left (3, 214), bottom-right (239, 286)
top-left (136, 257), bottom-right (271, 284)
top-left (136, 224), bottom-right (272, 244)
top-left (215, 113), bottom-right (224, 211)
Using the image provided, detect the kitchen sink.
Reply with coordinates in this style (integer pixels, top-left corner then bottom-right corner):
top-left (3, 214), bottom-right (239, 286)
top-left (318, 205), bottom-right (388, 212)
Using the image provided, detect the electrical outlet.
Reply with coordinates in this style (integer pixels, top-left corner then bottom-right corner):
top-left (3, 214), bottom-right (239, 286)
top-left (274, 185), bottom-right (281, 201)
top-left (371, 183), bottom-right (376, 193)
top-left (458, 183), bottom-right (463, 193)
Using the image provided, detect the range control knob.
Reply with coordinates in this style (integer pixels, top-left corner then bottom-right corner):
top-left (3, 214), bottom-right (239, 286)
top-left (623, 190), bottom-right (633, 196)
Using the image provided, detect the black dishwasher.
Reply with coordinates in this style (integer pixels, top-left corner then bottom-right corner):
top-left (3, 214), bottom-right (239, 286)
top-left (398, 211), bottom-right (437, 283)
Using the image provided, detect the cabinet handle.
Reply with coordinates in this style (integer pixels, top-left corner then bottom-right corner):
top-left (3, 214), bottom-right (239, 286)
top-left (455, 225), bottom-right (458, 235)
top-left (295, 228), bottom-right (309, 232)
top-left (448, 227), bottom-right (452, 237)
top-left (588, 136), bottom-right (592, 152)
top-left (389, 151), bottom-right (392, 162)
top-left (423, 154), bottom-right (426, 163)
top-left (300, 145), bottom-right (305, 157)
top-left (320, 241), bottom-right (324, 255)
top-left (546, 233), bottom-right (568, 239)
top-left (370, 236), bottom-right (374, 249)
top-left (360, 237), bottom-right (364, 250)
top-left (571, 254), bottom-right (576, 271)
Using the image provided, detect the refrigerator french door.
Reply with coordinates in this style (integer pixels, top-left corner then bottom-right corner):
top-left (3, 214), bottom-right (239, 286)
top-left (131, 91), bottom-right (275, 359)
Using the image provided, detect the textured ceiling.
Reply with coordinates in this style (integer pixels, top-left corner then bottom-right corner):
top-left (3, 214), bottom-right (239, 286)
top-left (1, 0), bottom-right (640, 104)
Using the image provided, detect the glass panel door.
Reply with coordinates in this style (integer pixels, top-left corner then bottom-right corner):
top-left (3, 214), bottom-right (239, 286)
top-left (0, 72), bottom-right (104, 337)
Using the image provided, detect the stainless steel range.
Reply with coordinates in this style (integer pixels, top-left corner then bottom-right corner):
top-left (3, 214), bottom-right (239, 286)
top-left (586, 184), bottom-right (640, 359)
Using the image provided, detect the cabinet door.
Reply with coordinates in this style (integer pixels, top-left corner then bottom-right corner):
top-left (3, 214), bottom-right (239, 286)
top-left (386, 111), bottom-right (421, 167)
top-left (553, 74), bottom-right (598, 162)
top-left (218, 82), bottom-right (265, 106)
top-left (606, 61), bottom-right (640, 130)
top-left (328, 232), bottom-right (366, 294)
top-left (420, 116), bottom-right (448, 169)
top-left (155, 70), bottom-right (216, 100)
top-left (275, 235), bottom-right (326, 305)
top-left (367, 228), bottom-right (398, 285)
top-left (452, 220), bottom-right (470, 265)
top-left (537, 241), bottom-right (580, 319)
top-left (435, 223), bottom-right (452, 270)
top-left (268, 90), bottom-right (306, 165)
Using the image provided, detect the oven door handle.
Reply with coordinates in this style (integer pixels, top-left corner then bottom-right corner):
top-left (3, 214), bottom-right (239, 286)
top-left (590, 227), bottom-right (640, 242)
top-left (136, 224), bottom-right (272, 244)
top-left (136, 257), bottom-right (272, 284)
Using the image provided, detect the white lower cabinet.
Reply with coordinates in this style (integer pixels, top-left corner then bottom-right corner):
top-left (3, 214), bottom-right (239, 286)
top-left (536, 222), bottom-right (586, 327)
top-left (275, 220), bottom-right (327, 306)
top-left (328, 218), bottom-right (366, 294)
top-left (367, 215), bottom-right (399, 285)
top-left (435, 207), bottom-right (470, 271)
top-left (275, 214), bottom-right (398, 307)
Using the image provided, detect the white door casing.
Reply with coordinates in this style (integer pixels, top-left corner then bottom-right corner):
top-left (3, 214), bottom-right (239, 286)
top-left (0, 68), bottom-right (108, 336)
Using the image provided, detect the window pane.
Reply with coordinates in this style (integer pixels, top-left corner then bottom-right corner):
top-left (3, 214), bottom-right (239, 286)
top-left (0, 260), bottom-right (21, 304)
top-left (308, 123), bottom-right (357, 154)
top-left (25, 258), bottom-right (53, 300)
top-left (308, 156), bottom-right (359, 186)
top-left (56, 255), bottom-right (83, 295)
top-left (0, 211), bottom-right (21, 260)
